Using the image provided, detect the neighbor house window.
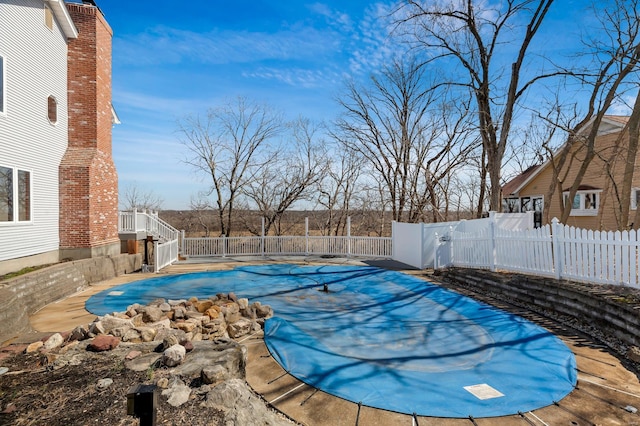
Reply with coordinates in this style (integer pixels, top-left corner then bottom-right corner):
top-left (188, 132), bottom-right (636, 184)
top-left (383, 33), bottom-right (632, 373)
top-left (632, 188), bottom-right (640, 210)
top-left (563, 190), bottom-right (600, 216)
top-left (0, 165), bottom-right (31, 223)
top-left (0, 55), bottom-right (4, 114)
top-left (47, 95), bottom-right (57, 124)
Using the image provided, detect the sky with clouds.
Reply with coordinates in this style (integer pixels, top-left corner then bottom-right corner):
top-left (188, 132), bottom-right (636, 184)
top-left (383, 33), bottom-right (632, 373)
top-left (95, 0), bottom-right (633, 210)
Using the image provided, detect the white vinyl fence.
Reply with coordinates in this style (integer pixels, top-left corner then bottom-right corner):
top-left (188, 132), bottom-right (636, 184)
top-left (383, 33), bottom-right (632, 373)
top-left (154, 238), bottom-right (179, 272)
top-left (439, 216), bottom-right (640, 287)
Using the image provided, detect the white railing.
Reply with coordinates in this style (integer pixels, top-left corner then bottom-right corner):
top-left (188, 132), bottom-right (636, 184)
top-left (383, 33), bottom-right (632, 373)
top-left (118, 209), bottom-right (180, 242)
top-left (182, 235), bottom-right (392, 258)
top-left (154, 238), bottom-right (179, 272)
top-left (438, 215), bottom-right (640, 287)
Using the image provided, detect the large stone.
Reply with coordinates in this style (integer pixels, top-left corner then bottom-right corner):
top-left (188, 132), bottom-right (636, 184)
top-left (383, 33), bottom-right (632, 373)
top-left (137, 327), bottom-right (158, 342)
top-left (201, 365), bottom-right (227, 385)
top-left (121, 328), bottom-right (142, 343)
top-left (161, 383), bottom-right (191, 407)
top-left (195, 300), bottom-right (214, 313)
top-left (162, 344), bottom-right (186, 367)
top-left (172, 342), bottom-right (245, 379)
top-left (628, 346), bottom-right (640, 363)
top-left (99, 315), bottom-right (134, 334)
top-left (43, 333), bottom-right (64, 351)
top-left (87, 335), bottom-right (120, 352)
top-left (125, 352), bottom-right (162, 372)
top-left (203, 379), bottom-right (292, 426)
top-left (205, 306), bottom-right (221, 319)
top-left (237, 298), bottom-right (249, 310)
top-left (227, 318), bottom-right (252, 338)
top-left (142, 306), bottom-right (165, 323)
top-left (174, 321), bottom-right (197, 333)
top-left (69, 325), bottom-right (89, 342)
top-left (25, 341), bottom-right (44, 353)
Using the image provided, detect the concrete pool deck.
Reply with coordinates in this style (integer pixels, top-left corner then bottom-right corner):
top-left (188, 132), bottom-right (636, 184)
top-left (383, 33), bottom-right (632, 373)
top-left (25, 258), bottom-right (640, 425)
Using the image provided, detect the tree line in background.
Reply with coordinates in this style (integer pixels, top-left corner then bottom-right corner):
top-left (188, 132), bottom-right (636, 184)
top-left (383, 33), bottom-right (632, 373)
top-left (124, 0), bottom-right (640, 236)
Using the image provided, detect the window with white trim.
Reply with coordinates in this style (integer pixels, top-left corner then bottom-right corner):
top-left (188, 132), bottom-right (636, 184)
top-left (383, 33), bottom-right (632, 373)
top-left (631, 188), bottom-right (640, 210)
top-left (0, 165), bottom-right (31, 223)
top-left (563, 190), bottom-right (600, 216)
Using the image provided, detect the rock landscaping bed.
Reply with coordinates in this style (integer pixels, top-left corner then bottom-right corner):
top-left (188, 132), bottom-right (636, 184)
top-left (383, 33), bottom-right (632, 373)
top-left (0, 294), bottom-right (295, 426)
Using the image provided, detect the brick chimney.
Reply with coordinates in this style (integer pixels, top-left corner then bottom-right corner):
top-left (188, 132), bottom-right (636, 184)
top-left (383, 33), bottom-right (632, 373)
top-left (59, 2), bottom-right (119, 260)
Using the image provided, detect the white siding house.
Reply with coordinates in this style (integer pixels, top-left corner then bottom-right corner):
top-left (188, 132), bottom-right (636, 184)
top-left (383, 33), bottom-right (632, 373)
top-left (0, 0), bottom-right (77, 273)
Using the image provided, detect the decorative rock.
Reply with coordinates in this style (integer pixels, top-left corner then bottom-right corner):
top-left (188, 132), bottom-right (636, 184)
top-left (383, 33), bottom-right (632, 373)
top-left (125, 353), bottom-right (162, 372)
top-left (162, 344), bottom-right (186, 367)
top-left (111, 326), bottom-right (134, 339)
top-left (254, 303), bottom-right (273, 319)
top-left (173, 306), bottom-right (186, 319)
top-left (137, 327), bottom-right (157, 342)
top-left (125, 350), bottom-right (142, 360)
top-left (122, 329), bottom-right (142, 342)
top-left (227, 318), bottom-right (252, 338)
top-left (205, 306), bottom-right (221, 319)
top-left (69, 325), bottom-right (89, 342)
top-left (195, 300), bottom-right (214, 313)
top-left (237, 298), bottom-right (249, 310)
top-left (0, 367), bottom-right (8, 376)
top-left (228, 292), bottom-right (238, 302)
top-left (201, 365), bottom-right (227, 385)
top-left (162, 383), bottom-right (191, 407)
top-left (149, 318), bottom-right (171, 330)
top-left (156, 377), bottom-right (169, 388)
top-left (97, 378), bottom-right (113, 389)
top-left (159, 302), bottom-right (171, 312)
top-left (59, 341), bottom-right (80, 354)
top-left (182, 341), bottom-right (194, 352)
top-left (142, 306), bottom-right (165, 323)
top-left (25, 341), bottom-right (44, 353)
top-left (175, 321), bottom-right (197, 333)
top-left (131, 314), bottom-right (145, 327)
top-left (100, 315), bottom-right (134, 333)
top-left (87, 335), bottom-right (120, 352)
top-left (43, 333), bottom-right (64, 351)
top-left (89, 321), bottom-right (105, 336)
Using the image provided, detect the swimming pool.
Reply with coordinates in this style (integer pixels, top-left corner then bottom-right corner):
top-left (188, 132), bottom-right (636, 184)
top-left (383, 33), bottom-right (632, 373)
top-left (86, 264), bottom-right (576, 418)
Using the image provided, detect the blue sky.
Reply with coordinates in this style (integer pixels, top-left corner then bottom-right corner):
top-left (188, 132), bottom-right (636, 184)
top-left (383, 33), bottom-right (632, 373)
top-left (98, 0), bottom-right (397, 210)
top-left (95, 0), bottom-right (631, 210)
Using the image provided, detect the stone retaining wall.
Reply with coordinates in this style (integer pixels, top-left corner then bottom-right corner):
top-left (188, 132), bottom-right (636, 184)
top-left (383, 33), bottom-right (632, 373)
top-left (438, 268), bottom-right (640, 353)
top-left (0, 254), bottom-right (142, 344)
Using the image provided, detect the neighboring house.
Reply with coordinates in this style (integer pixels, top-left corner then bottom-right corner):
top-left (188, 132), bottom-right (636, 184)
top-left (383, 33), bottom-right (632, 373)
top-left (0, 0), bottom-right (119, 275)
top-left (502, 115), bottom-right (634, 231)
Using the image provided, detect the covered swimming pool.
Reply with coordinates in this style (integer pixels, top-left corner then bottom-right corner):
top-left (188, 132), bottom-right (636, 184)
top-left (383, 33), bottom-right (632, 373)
top-left (86, 264), bottom-right (577, 418)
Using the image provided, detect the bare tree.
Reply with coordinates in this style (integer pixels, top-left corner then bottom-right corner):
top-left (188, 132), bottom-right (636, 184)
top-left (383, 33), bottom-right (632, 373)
top-left (396, 0), bottom-right (556, 212)
top-left (120, 182), bottom-right (163, 211)
top-left (240, 118), bottom-right (329, 236)
top-left (334, 57), bottom-right (474, 222)
top-left (313, 141), bottom-right (364, 236)
top-left (178, 97), bottom-right (285, 236)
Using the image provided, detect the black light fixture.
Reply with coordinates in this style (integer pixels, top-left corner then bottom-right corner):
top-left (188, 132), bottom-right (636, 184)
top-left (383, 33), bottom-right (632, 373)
top-left (127, 384), bottom-right (158, 426)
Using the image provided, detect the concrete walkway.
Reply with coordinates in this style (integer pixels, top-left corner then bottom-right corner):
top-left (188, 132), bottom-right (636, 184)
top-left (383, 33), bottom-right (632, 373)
top-left (27, 259), bottom-right (640, 425)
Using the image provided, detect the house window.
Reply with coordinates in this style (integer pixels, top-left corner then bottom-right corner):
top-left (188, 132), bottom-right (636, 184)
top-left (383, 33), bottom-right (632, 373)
top-left (632, 188), bottom-right (640, 210)
top-left (503, 197), bottom-right (520, 212)
top-left (563, 190), bottom-right (600, 216)
top-left (47, 95), bottom-right (57, 124)
top-left (0, 55), bottom-right (4, 114)
top-left (0, 165), bottom-right (31, 223)
top-left (44, 4), bottom-right (53, 31)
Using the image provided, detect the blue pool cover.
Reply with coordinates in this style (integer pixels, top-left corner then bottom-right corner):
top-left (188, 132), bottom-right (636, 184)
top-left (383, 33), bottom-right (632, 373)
top-left (86, 264), bottom-right (577, 418)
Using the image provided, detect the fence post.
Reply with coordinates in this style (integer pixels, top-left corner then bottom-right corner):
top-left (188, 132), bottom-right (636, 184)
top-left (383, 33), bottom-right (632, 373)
top-left (489, 211), bottom-right (497, 271)
top-left (261, 217), bottom-right (265, 258)
top-left (180, 230), bottom-right (185, 255)
top-left (391, 221), bottom-right (397, 260)
top-left (222, 235), bottom-right (227, 258)
top-left (153, 240), bottom-right (159, 273)
top-left (347, 216), bottom-right (351, 258)
top-left (552, 218), bottom-right (562, 280)
top-left (305, 217), bottom-right (309, 256)
top-left (434, 232), bottom-right (440, 270)
top-left (449, 225), bottom-right (454, 266)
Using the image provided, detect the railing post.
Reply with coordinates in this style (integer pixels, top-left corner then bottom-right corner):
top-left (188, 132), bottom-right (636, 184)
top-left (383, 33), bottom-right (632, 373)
top-left (448, 225), bottom-right (454, 266)
top-left (552, 217), bottom-right (562, 280)
top-left (347, 216), bottom-right (351, 258)
top-left (261, 217), bottom-right (265, 258)
top-left (133, 208), bottom-right (138, 232)
top-left (180, 230), bottom-right (185, 255)
top-left (305, 217), bottom-right (309, 256)
top-left (434, 232), bottom-right (440, 270)
top-left (391, 221), bottom-right (396, 260)
top-left (222, 235), bottom-right (227, 258)
top-left (489, 211), bottom-right (497, 271)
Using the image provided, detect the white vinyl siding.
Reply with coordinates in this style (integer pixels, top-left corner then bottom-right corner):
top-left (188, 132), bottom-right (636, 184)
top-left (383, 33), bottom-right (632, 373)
top-left (0, 0), bottom-right (69, 261)
top-left (0, 54), bottom-right (5, 114)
